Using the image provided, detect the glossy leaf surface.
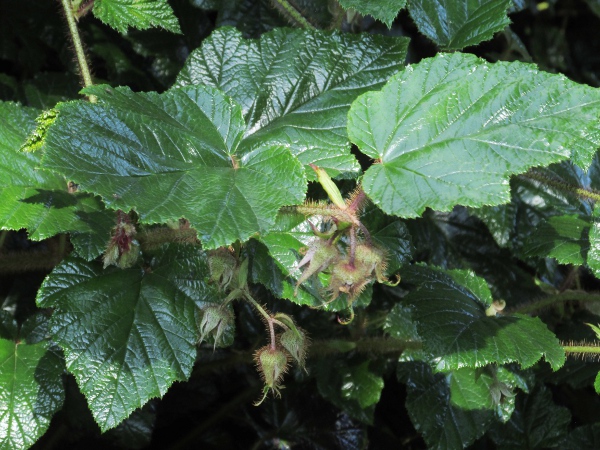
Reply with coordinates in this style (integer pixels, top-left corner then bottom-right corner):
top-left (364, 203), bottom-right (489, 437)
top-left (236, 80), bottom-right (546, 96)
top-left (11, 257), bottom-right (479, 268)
top-left (337, 0), bottom-right (406, 27)
top-left (42, 84), bottom-right (306, 249)
top-left (489, 386), bottom-right (570, 449)
top-left (176, 27), bottom-right (409, 178)
top-left (398, 362), bottom-right (496, 450)
top-left (0, 101), bottom-right (113, 257)
top-left (93, 0), bottom-right (181, 34)
top-left (408, 0), bottom-right (512, 49)
top-left (316, 359), bottom-right (383, 424)
top-left (349, 53), bottom-right (600, 218)
top-left (0, 340), bottom-right (64, 450)
top-left (401, 265), bottom-right (565, 370)
top-left (36, 245), bottom-right (222, 431)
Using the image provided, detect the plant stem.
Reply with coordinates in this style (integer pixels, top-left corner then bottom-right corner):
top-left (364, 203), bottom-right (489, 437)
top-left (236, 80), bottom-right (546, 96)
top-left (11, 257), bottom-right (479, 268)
top-left (243, 291), bottom-right (279, 349)
top-left (563, 343), bottom-right (600, 356)
top-left (137, 227), bottom-right (199, 251)
top-left (270, 0), bottom-right (316, 29)
top-left (520, 170), bottom-right (600, 203)
top-left (509, 290), bottom-right (600, 314)
top-left (60, 0), bottom-right (96, 102)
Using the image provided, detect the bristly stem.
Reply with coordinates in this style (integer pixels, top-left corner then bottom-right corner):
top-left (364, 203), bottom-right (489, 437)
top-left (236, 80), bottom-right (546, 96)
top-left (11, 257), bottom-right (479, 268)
top-left (509, 290), bottom-right (600, 314)
top-left (563, 343), bottom-right (600, 356)
top-left (243, 292), bottom-right (277, 349)
top-left (520, 170), bottom-right (600, 203)
top-left (270, 0), bottom-right (316, 29)
top-left (60, 0), bottom-right (96, 102)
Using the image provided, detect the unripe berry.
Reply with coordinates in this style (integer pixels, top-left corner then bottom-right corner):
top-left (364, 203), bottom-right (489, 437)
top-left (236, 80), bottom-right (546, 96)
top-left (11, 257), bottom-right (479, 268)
top-left (328, 258), bottom-right (372, 301)
top-left (254, 346), bottom-right (290, 391)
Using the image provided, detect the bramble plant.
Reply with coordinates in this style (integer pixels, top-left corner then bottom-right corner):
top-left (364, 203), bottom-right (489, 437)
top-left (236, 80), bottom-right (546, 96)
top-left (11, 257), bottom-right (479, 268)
top-left (5, 0), bottom-right (600, 449)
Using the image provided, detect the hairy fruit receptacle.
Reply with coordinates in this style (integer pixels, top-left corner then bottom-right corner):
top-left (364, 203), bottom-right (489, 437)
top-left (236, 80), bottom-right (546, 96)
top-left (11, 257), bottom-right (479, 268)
top-left (254, 346), bottom-right (290, 394)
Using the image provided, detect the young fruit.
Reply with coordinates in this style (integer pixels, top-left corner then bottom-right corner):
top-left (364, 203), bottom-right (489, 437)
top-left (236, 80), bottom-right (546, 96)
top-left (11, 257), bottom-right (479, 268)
top-left (355, 243), bottom-right (389, 283)
top-left (254, 346), bottom-right (290, 395)
top-left (197, 305), bottom-right (233, 349)
top-left (328, 258), bottom-right (372, 301)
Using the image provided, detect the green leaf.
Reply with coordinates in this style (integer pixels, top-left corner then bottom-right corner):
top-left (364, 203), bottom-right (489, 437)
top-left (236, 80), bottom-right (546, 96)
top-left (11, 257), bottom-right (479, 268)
top-left (349, 53), bottom-right (600, 218)
top-left (175, 27), bottom-right (409, 178)
top-left (561, 423), bottom-right (600, 449)
top-left (384, 303), bottom-right (420, 341)
top-left (587, 204), bottom-right (600, 277)
top-left (42, 84), bottom-right (306, 249)
top-left (315, 359), bottom-right (383, 424)
top-left (408, 0), bottom-right (512, 50)
top-left (522, 214), bottom-right (590, 265)
top-left (0, 340), bottom-right (64, 450)
top-left (398, 361), bottom-right (496, 450)
top-left (446, 268), bottom-right (494, 308)
top-left (0, 102), bottom-right (113, 257)
top-left (401, 265), bottom-right (565, 371)
top-left (488, 386), bottom-right (571, 449)
top-left (595, 371), bottom-right (600, 394)
top-left (36, 244), bottom-right (224, 431)
top-left (337, 0), bottom-right (406, 27)
top-left (361, 205), bottom-right (413, 273)
top-left (93, 0), bottom-right (181, 34)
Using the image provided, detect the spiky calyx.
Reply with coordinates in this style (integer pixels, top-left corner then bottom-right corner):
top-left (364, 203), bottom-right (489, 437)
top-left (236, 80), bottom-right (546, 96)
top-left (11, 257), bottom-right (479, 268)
top-left (254, 346), bottom-right (290, 394)
top-left (355, 243), bottom-right (389, 283)
top-left (208, 247), bottom-right (237, 290)
top-left (327, 258), bottom-right (373, 302)
top-left (197, 306), bottom-right (233, 350)
top-left (279, 327), bottom-right (309, 370)
top-left (295, 239), bottom-right (340, 295)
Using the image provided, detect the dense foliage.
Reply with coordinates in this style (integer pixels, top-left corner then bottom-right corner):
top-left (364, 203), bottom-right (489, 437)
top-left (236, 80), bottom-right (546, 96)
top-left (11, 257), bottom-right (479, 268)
top-left (4, 0), bottom-right (600, 448)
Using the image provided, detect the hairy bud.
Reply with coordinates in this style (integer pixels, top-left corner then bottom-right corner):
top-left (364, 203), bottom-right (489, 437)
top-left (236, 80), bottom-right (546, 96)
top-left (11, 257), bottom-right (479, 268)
top-left (279, 328), bottom-right (309, 370)
top-left (254, 346), bottom-right (290, 393)
top-left (197, 306), bottom-right (233, 349)
top-left (208, 248), bottom-right (237, 290)
top-left (103, 218), bottom-right (140, 269)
